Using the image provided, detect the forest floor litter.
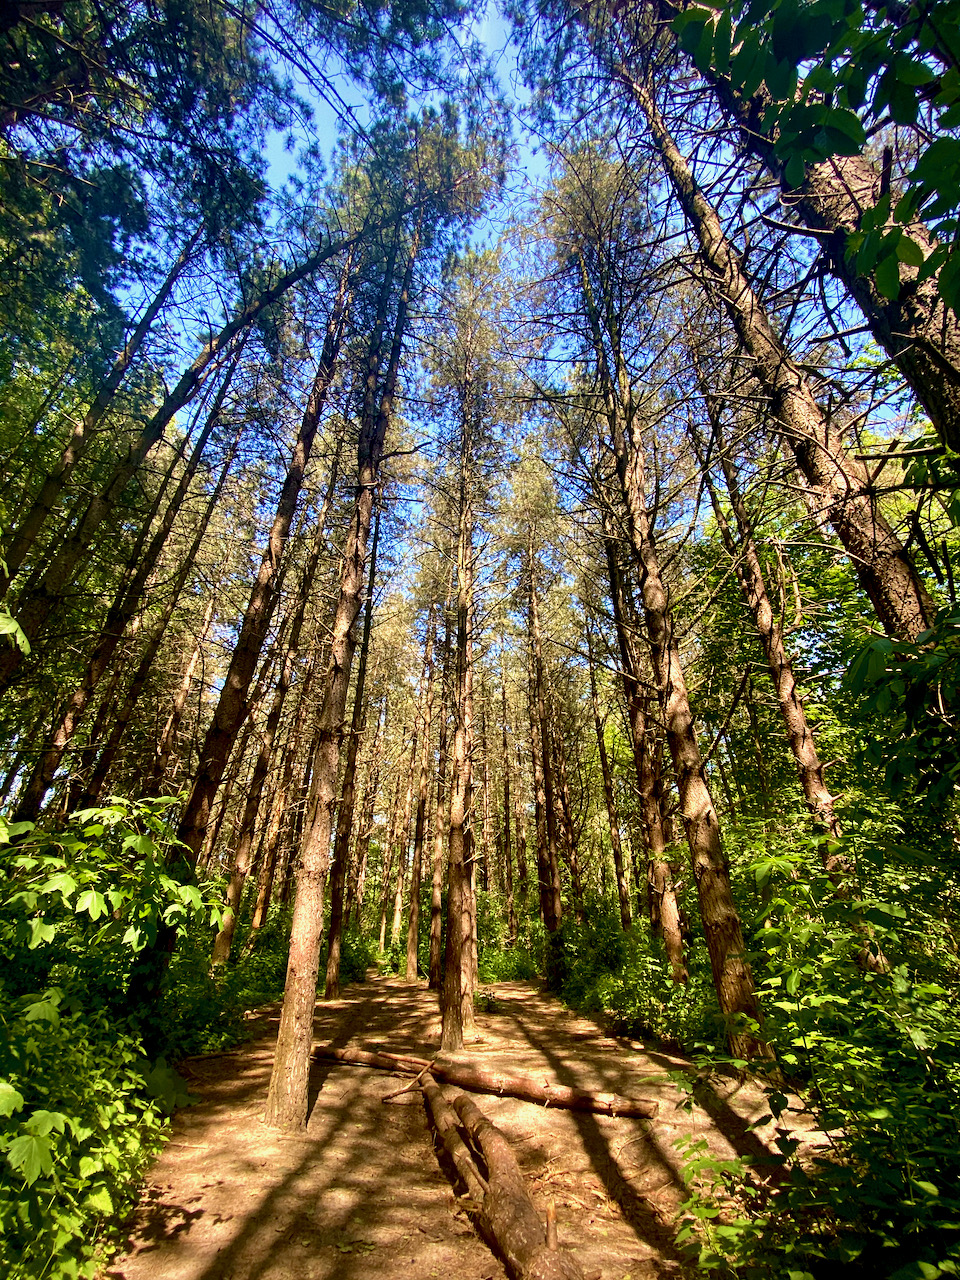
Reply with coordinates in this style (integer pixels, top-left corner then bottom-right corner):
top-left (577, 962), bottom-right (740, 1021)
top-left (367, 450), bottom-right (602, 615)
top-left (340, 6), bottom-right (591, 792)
top-left (109, 976), bottom-right (827, 1280)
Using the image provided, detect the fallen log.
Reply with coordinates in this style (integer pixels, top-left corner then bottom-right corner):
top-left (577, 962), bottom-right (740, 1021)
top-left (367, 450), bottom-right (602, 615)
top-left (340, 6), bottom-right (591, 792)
top-left (420, 1075), bottom-right (487, 1204)
top-left (312, 1045), bottom-right (658, 1118)
top-left (446, 1087), bottom-right (585, 1280)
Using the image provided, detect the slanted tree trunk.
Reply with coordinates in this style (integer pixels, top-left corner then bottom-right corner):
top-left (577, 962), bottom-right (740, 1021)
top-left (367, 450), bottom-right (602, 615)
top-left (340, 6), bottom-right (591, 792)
top-left (149, 594), bottom-right (216, 795)
top-left (573, 246), bottom-right (760, 1051)
top-left (622, 3), bottom-right (960, 453)
top-left (177, 262), bottom-right (353, 865)
top-left (0, 235), bottom-right (360, 691)
top-left (0, 227), bottom-right (203, 598)
top-left (626, 72), bottom-right (935, 643)
top-left (212, 509), bottom-right (330, 967)
top-left (43, 414), bottom-right (242, 820)
top-left (688, 390), bottom-right (845, 865)
top-left (264, 225), bottom-right (417, 1130)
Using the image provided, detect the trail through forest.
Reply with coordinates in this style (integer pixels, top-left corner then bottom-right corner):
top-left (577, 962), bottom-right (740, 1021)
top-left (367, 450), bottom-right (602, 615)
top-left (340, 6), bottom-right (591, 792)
top-left (110, 977), bottom-right (824, 1280)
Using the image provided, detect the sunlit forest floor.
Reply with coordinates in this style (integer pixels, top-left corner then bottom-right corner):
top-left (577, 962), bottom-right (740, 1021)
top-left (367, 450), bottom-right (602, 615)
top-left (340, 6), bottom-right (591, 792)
top-left (108, 978), bottom-right (827, 1280)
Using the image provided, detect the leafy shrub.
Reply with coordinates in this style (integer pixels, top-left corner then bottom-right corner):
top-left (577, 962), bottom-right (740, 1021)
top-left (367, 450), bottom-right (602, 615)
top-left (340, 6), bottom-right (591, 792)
top-left (338, 927), bottom-right (373, 983)
top-left (0, 986), bottom-right (170, 1280)
top-left (676, 852), bottom-right (960, 1279)
top-left (0, 799), bottom-right (223, 1010)
top-left (0, 800), bottom-right (223, 1278)
top-left (477, 944), bottom-right (541, 983)
top-left (547, 906), bottom-right (721, 1048)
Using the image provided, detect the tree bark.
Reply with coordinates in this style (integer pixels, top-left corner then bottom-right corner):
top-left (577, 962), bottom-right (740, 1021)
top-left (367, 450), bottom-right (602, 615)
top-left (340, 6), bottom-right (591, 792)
top-left (429, 607), bottom-right (453, 990)
top-left (627, 4), bottom-right (960, 453)
top-left (406, 605), bottom-right (438, 981)
top-left (15, 383), bottom-right (240, 821)
top-left (0, 233), bottom-right (361, 690)
top-left (212, 508), bottom-right (330, 966)
top-left (264, 225), bottom-right (417, 1130)
top-left (324, 501), bottom-right (381, 997)
top-left (177, 261), bottom-right (352, 865)
top-left (626, 71), bottom-right (935, 642)
top-left (0, 227), bottom-right (203, 598)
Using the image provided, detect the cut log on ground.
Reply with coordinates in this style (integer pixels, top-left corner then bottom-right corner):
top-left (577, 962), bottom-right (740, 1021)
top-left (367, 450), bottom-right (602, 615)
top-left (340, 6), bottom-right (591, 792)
top-left (421, 1074), bottom-right (586, 1280)
top-left (312, 1045), bottom-right (658, 1118)
top-left (420, 1075), bottom-right (487, 1204)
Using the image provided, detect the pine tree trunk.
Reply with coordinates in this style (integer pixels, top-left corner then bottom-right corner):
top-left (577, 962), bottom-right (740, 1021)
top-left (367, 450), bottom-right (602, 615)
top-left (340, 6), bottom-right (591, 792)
top-left (603, 528), bottom-right (687, 977)
top-left (501, 681), bottom-right (517, 943)
top-left (627, 73), bottom-right (934, 642)
top-left (212, 510), bottom-right (329, 966)
top-left (0, 237), bottom-right (356, 690)
top-left (149, 593), bottom-right (216, 795)
top-left (0, 228), bottom-right (203, 598)
top-left (689, 395), bottom-right (845, 866)
top-left (442, 480), bottom-right (478, 1050)
top-left (629, 6), bottom-right (960, 453)
top-left (429, 610), bottom-right (453, 990)
top-left (177, 274), bottom-right (351, 866)
top-left (406, 606), bottom-right (438, 982)
top-left (324, 503), bottom-right (381, 997)
top-left (264, 227), bottom-right (417, 1130)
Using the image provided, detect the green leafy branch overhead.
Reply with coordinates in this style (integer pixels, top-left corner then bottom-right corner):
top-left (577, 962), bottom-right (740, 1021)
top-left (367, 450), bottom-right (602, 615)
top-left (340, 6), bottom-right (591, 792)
top-left (671, 0), bottom-right (960, 308)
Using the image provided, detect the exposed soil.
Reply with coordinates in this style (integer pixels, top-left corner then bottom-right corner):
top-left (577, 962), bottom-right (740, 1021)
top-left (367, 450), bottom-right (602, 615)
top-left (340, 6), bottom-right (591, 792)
top-left (109, 977), bottom-right (826, 1280)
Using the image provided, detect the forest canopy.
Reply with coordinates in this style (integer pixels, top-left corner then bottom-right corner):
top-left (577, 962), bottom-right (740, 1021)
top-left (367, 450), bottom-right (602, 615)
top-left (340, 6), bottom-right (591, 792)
top-left (1, 1), bottom-right (960, 1278)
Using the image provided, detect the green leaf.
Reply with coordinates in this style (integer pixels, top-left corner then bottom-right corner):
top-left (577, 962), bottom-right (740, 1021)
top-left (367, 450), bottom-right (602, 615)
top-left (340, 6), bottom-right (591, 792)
top-left (23, 994), bottom-right (61, 1023)
top-left (875, 248), bottom-right (902, 299)
top-left (896, 235), bottom-right (925, 267)
top-left (85, 1186), bottom-right (114, 1215)
top-left (26, 1109), bottom-right (67, 1136)
top-left (0, 816), bottom-right (35, 843)
top-left (6, 1132), bottom-right (54, 1184)
top-left (784, 152), bottom-right (806, 188)
top-left (28, 918), bottom-right (56, 948)
top-left (0, 1081), bottom-right (25, 1117)
top-left (124, 832), bottom-right (155, 858)
top-left (40, 870), bottom-right (78, 900)
top-left (177, 884), bottom-right (203, 911)
top-left (713, 7), bottom-right (732, 73)
top-left (76, 888), bottom-right (109, 920)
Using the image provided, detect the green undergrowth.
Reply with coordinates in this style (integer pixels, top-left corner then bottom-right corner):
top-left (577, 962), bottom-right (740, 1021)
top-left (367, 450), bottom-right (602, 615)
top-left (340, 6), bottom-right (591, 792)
top-left (546, 904), bottom-right (723, 1048)
top-left (0, 986), bottom-right (173, 1280)
top-left (673, 857), bottom-right (960, 1280)
top-left (0, 799), bottom-right (294, 1280)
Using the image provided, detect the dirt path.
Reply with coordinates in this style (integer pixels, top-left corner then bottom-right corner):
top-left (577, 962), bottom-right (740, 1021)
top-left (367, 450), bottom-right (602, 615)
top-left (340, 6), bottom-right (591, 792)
top-left (109, 977), bottom-right (823, 1280)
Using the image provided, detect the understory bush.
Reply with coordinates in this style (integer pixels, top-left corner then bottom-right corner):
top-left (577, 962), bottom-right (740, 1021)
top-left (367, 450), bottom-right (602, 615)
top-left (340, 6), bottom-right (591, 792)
top-left (675, 848), bottom-right (960, 1280)
top-left (0, 986), bottom-right (172, 1280)
top-left (548, 906), bottom-right (722, 1048)
top-left (0, 801), bottom-right (223, 1279)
